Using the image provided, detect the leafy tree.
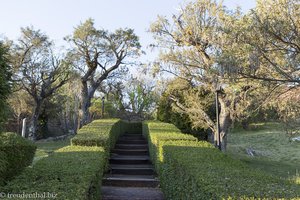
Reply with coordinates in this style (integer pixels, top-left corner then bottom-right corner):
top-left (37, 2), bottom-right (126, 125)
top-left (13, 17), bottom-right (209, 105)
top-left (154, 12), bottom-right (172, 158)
top-left (65, 19), bottom-right (141, 127)
top-left (157, 78), bottom-right (212, 140)
top-left (0, 42), bottom-right (12, 129)
top-left (232, 0), bottom-right (300, 84)
top-left (150, 0), bottom-right (274, 150)
top-left (126, 78), bottom-right (157, 118)
top-left (223, 0), bottom-right (300, 128)
top-left (11, 27), bottom-right (70, 139)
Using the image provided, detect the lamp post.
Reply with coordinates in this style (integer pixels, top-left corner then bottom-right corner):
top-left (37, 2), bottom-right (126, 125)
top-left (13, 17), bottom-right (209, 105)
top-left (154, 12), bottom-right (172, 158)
top-left (215, 85), bottom-right (222, 150)
top-left (101, 96), bottom-right (105, 118)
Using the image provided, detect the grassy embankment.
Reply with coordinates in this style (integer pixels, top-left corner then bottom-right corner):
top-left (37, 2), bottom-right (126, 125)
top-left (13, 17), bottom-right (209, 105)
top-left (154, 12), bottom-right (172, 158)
top-left (227, 122), bottom-right (300, 183)
top-left (33, 139), bottom-right (70, 164)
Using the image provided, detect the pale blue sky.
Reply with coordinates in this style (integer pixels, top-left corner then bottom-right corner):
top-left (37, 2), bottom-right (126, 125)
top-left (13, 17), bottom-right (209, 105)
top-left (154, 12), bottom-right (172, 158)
top-left (0, 0), bottom-right (256, 62)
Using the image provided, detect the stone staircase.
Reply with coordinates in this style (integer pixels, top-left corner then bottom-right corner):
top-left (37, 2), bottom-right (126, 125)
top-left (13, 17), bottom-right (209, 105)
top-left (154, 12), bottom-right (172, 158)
top-left (101, 133), bottom-right (164, 200)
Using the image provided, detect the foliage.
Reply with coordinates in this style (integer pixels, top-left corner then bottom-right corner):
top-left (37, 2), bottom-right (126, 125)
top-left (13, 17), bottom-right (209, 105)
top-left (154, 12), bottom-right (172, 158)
top-left (143, 120), bottom-right (300, 199)
top-left (231, 0), bottom-right (300, 84)
top-left (0, 132), bottom-right (36, 182)
top-left (150, 0), bottom-right (300, 151)
top-left (11, 27), bottom-right (71, 138)
top-left (126, 78), bottom-right (157, 117)
top-left (2, 145), bottom-right (105, 200)
top-left (157, 78), bottom-right (214, 139)
top-left (89, 97), bottom-right (118, 119)
top-left (65, 18), bottom-right (142, 126)
top-left (272, 89), bottom-right (300, 136)
top-left (0, 42), bottom-right (11, 130)
top-left (0, 151), bottom-right (7, 186)
top-left (149, 0), bottom-right (269, 151)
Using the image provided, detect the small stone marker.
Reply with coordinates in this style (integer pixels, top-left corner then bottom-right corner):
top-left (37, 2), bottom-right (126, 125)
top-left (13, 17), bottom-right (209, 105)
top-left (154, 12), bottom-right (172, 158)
top-left (21, 118), bottom-right (27, 138)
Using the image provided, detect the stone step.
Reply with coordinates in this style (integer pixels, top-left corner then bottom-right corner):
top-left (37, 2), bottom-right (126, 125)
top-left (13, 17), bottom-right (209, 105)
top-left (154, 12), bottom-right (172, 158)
top-left (119, 136), bottom-right (145, 140)
top-left (117, 139), bottom-right (147, 144)
top-left (115, 144), bottom-right (148, 150)
top-left (102, 174), bottom-right (159, 188)
top-left (112, 149), bottom-right (148, 156)
top-left (109, 164), bottom-right (155, 175)
top-left (122, 134), bottom-right (143, 137)
top-left (110, 155), bottom-right (151, 165)
top-left (101, 186), bottom-right (164, 200)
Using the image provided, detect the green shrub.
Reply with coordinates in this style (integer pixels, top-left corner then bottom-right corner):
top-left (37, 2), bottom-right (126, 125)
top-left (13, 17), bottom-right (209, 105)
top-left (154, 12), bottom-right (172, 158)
top-left (143, 121), bottom-right (300, 199)
top-left (0, 151), bottom-right (7, 186)
top-left (2, 145), bottom-right (105, 200)
top-left (0, 132), bottom-right (36, 181)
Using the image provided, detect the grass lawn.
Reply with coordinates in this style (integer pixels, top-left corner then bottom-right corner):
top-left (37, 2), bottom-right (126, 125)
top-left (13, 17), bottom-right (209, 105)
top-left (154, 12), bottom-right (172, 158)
top-left (33, 139), bottom-right (70, 164)
top-left (227, 122), bottom-right (300, 182)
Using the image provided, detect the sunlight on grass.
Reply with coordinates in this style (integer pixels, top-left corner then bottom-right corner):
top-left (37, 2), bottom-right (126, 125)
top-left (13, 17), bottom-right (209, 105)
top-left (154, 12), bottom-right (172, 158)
top-left (227, 122), bottom-right (300, 179)
top-left (33, 139), bottom-right (70, 164)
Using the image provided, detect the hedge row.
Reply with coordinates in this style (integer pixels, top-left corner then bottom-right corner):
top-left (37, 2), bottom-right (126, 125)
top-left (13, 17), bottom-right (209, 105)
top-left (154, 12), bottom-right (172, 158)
top-left (143, 121), bottom-right (300, 199)
top-left (2, 146), bottom-right (105, 200)
top-left (0, 132), bottom-right (36, 185)
top-left (142, 121), bottom-right (197, 170)
top-left (71, 119), bottom-right (121, 150)
top-left (1, 119), bottom-right (123, 200)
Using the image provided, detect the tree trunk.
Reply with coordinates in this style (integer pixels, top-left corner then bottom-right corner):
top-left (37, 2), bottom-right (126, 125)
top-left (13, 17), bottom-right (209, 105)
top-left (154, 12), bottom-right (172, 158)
top-left (31, 100), bottom-right (42, 140)
top-left (80, 96), bottom-right (91, 127)
top-left (73, 95), bottom-right (80, 133)
top-left (79, 82), bottom-right (96, 127)
top-left (217, 96), bottom-right (232, 152)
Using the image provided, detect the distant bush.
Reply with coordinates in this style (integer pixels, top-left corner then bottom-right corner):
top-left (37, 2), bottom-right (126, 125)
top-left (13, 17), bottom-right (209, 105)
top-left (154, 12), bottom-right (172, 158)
top-left (2, 145), bottom-right (105, 200)
top-left (0, 132), bottom-right (36, 182)
top-left (143, 121), bottom-right (300, 199)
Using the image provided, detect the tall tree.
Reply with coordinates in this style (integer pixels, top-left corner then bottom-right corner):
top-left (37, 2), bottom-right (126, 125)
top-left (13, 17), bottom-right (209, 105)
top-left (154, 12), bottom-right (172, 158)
top-left (0, 42), bottom-right (12, 130)
top-left (150, 0), bottom-right (271, 151)
top-left (65, 19), bottom-right (141, 127)
top-left (12, 27), bottom-right (70, 139)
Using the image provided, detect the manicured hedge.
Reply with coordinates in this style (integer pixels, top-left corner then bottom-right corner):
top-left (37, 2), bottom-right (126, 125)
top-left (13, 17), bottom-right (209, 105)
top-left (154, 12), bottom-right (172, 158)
top-left (143, 121), bottom-right (300, 199)
top-left (1, 119), bottom-right (123, 199)
top-left (143, 121), bottom-right (197, 170)
top-left (71, 119), bottom-right (121, 150)
top-left (0, 132), bottom-right (36, 181)
top-left (2, 146), bottom-right (105, 200)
